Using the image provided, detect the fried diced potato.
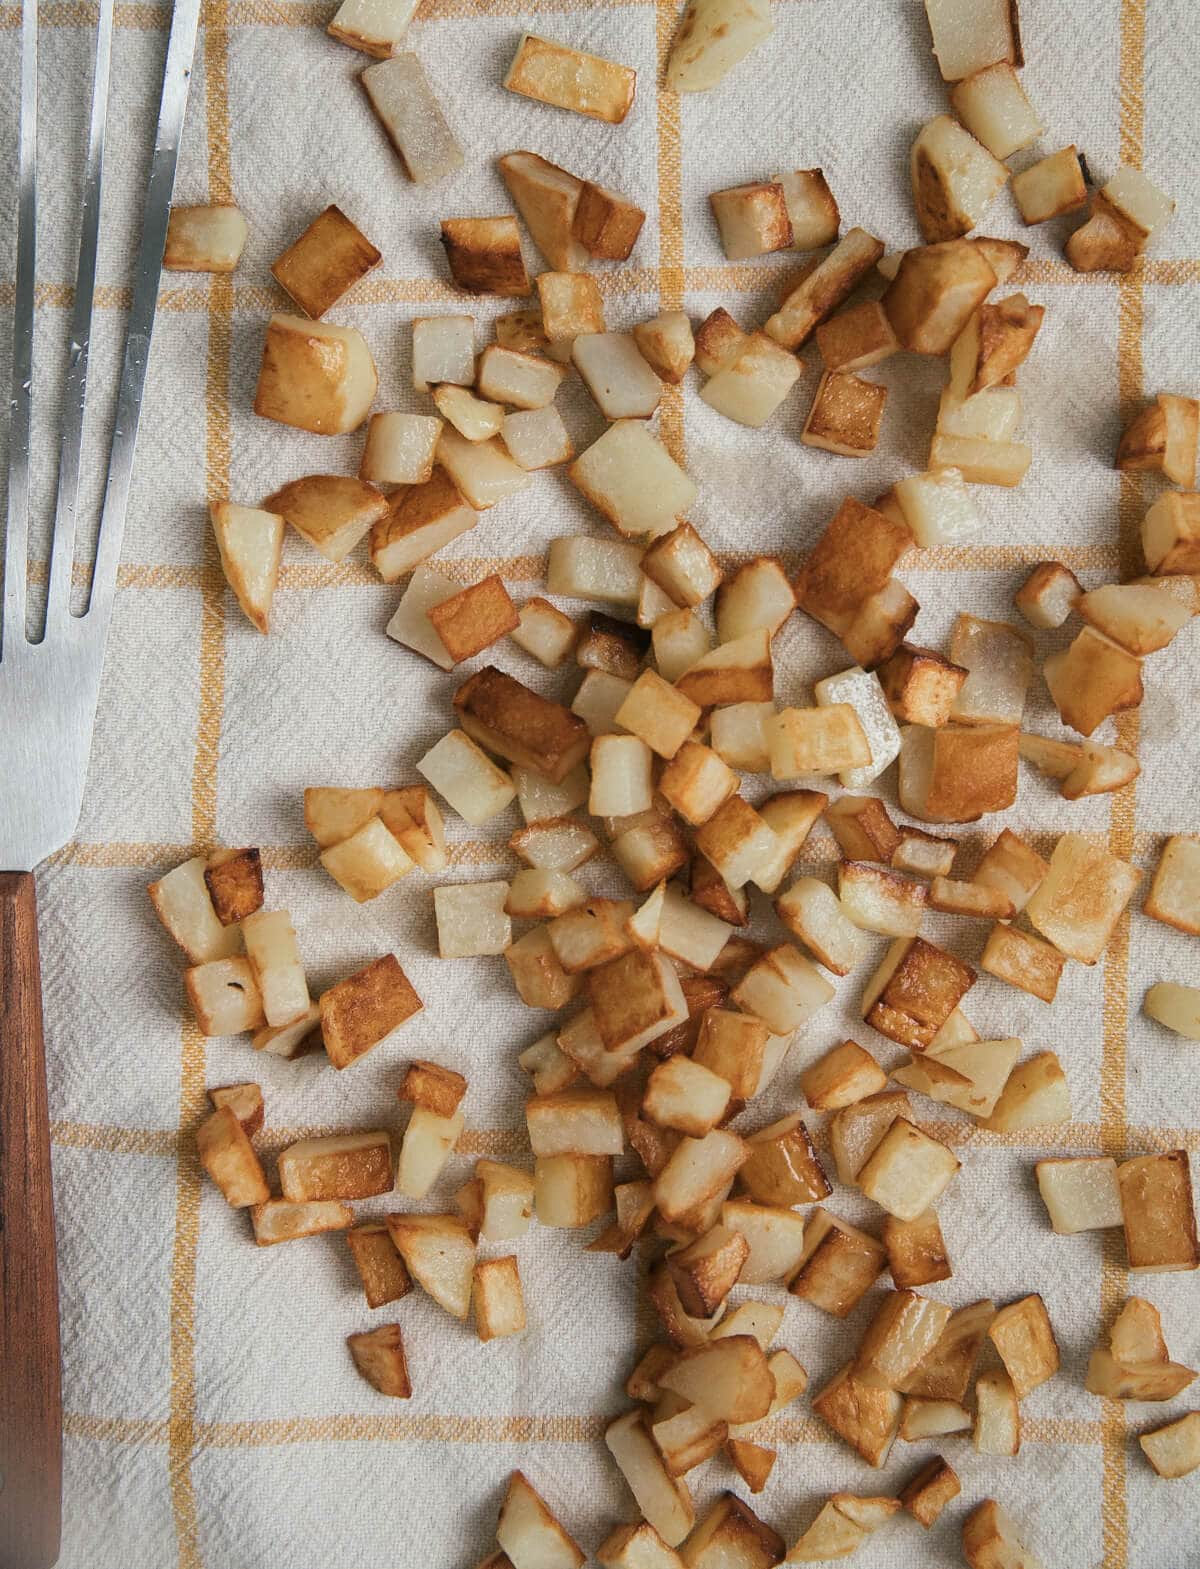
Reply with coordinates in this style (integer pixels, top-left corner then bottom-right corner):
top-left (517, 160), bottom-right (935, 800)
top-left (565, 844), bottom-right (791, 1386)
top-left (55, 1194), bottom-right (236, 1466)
top-left (829, 1089), bottom-right (911, 1187)
top-left (801, 370), bottom-right (887, 457)
top-left (950, 60), bottom-right (1041, 158)
top-left (346, 1223), bottom-right (412, 1307)
top-left (1144, 982), bottom-right (1200, 1041)
top-left (509, 600), bottom-right (578, 672)
top-left (713, 560), bottom-right (794, 648)
top-left (1144, 835), bottom-right (1200, 935)
top-left (504, 32), bottom-right (635, 124)
top-left (692, 795), bottom-right (778, 891)
top-left (148, 856), bottom-right (243, 964)
top-left (361, 412), bottom-right (444, 490)
top-left (987, 1294), bottom-right (1059, 1397)
top-left (473, 1256), bottom-right (526, 1342)
top-left (666, 0), bottom-right (773, 91)
top-left (775, 877), bottom-right (862, 976)
top-left (209, 503), bottom-right (282, 634)
top-left (1110, 1296), bottom-right (1169, 1365)
top-left (577, 610), bottom-right (649, 681)
top-left (1024, 832), bottom-right (1141, 964)
top-left (573, 332), bottom-right (665, 421)
top-left (254, 313), bottom-right (377, 435)
top-left (701, 332), bottom-right (803, 429)
top-left (571, 180), bottom-right (644, 261)
top-left (642, 524), bottom-right (723, 611)
top-left (899, 1396), bottom-right (971, 1440)
top-left (535, 1153), bottom-right (614, 1227)
top-left (768, 706), bottom-right (871, 777)
top-left (1139, 1413), bottom-right (1200, 1479)
top-left (929, 877), bottom-right (1013, 920)
top-left (694, 307), bottom-right (749, 377)
top-left (497, 151), bottom-right (587, 271)
top-left (812, 1362), bottom-right (902, 1467)
top-left (185, 957), bottom-right (265, 1037)
top-left (962, 1500), bottom-right (1045, 1569)
top-left (505, 868), bottom-right (585, 921)
top-left (396, 1104), bottom-right (464, 1199)
top-left (896, 1457), bottom-right (959, 1529)
top-left (163, 203), bottom-right (248, 272)
top-left (526, 1088), bottom-right (623, 1159)
top-left (895, 1037), bottom-right (1020, 1119)
top-left (751, 789), bottom-right (827, 894)
top-left (677, 1493), bottom-right (783, 1567)
top-left (765, 227), bottom-right (885, 349)
top-left (385, 1213), bottom-right (475, 1319)
top-left (432, 881), bottom-right (510, 960)
top-left (455, 665), bottom-right (589, 784)
top-left (659, 1338), bottom-right (775, 1428)
top-left (674, 629), bottom-right (774, 708)
top-left (633, 312), bottom-right (695, 385)
top-left (789, 1208), bottom-right (887, 1316)
top-left (1118, 1151), bottom-right (1199, 1274)
top-left (588, 948), bottom-right (689, 1054)
top-left (505, 927), bottom-right (582, 1009)
top-left (883, 1209), bottom-right (950, 1289)
top-left (1035, 1155), bottom-right (1121, 1234)
top-left (856, 1289), bottom-right (953, 1391)
top-left (924, 0), bottom-right (1022, 80)
top-left (825, 795), bottom-right (901, 864)
top-left (587, 734), bottom-right (653, 819)
top-left (980, 923), bottom-right (1062, 1003)
top-left (569, 420), bottom-right (697, 541)
top-left (432, 383), bottom-right (503, 445)
top-left (347, 1323), bottom-right (411, 1398)
top-left (495, 1471), bottom-right (584, 1569)
top-left (730, 944), bottom-right (835, 1036)
top-left (801, 1039), bottom-right (887, 1112)
top-left (901, 1298), bottom-right (995, 1401)
top-left (1085, 1346), bottom-right (1196, 1401)
top-left (883, 239), bottom-right (997, 354)
top-left (769, 167), bottom-right (837, 251)
top-left (650, 1400), bottom-right (727, 1478)
top-left (654, 1129), bottom-right (748, 1225)
top-left (547, 898), bottom-right (635, 975)
top-left (606, 1411), bottom-right (695, 1547)
top-left (208, 1081), bottom-right (263, 1139)
top-left (709, 181), bottom-right (792, 260)
top-left (666, 1225), bottom-right (749, 1317)
top-left (719, 1200), bottom-right (807, 1287)
top-left (948, 614), bottom-right (1033, 727)
top-left (893, 829), bottom-right (958, 879)
top-left (1044, 625), bottom-right (1146, 737)
top-left (838, 862), bottom-right (927, 939)
top-left (251, 1198), bottom-right (353, 1247)
top-left (861, 935), bottom-right (975, 1050)
top-left (360, 50), bottom-right (462, 182)
top-left (320, 954), bottom-right (421, 1069)
top-left (724, 1440), bottom-right (775, 1498)
top-left (368, 469), bottom-right (475, 581)
top-left (974, 1369), bottom-right (1020, 1456)
top-left (928, 431), bottom-right (1032, 485)
top-left (1011, 144), bottom-right (1087, 225)
top-left (878, 643), bottom-right (967, 729)
top-left (265, 473), bottom-right (389, 564)
top-left (816, 300), bottom-right (899, 373)
top-left (270, 204), bottom-right (380, 319)
top-left (898, 722), bottom-right (1019, 823)
top-left (858, 1118), bottom-right (960, 1221)
top-left (980, 1049), bottom-right (1070, 1131)
top-left (894, 466), bottom-right (983, 548)
top-left (278, 1129), bottom-right (393, 1203)
top-left (786, 1500), bottom-right (867, 1561)
top-left (973, 828), bottom-right (1047, 913)
top-left (911, 115), bottom-right (1008, 242)
top-left (196, 1106), bottom-right (269, 1207)
top-left (1142, 490), bottom-right (1200, 575)
top-left (955, 294), bottom-right (1044, 394)
top-left (737, 1112), bottom-right (830, 1207)
top-left (240, 909), bottom-right (309, 1029)
top-left (439, 216), bottom-right (529, 297)
top-left (417, 729), bottom-right (516, 826)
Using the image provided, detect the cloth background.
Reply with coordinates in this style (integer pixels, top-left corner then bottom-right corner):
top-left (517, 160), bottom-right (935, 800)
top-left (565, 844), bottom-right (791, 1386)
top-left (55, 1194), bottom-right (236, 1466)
top-left (1, 0), bottom-right (1199, 1564)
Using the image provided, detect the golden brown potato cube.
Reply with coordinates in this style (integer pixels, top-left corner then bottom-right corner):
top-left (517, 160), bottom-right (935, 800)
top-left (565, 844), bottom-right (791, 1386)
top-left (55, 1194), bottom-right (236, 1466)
top-left (571, 180), bottom-right (645, 262)
top-left (724, 1440), bottom-right (775, 1497)
top-left (1139, 1413), bottom-right (1200, 1480)
top-left (1034, 1155), bottom-right (1122, 1235)
top-left (789, 1208), bottom-right (887, 1316)
top-left (900, 1457), bottom-right (960, 1529)
top-left (673, 629), bottom-right (774, 707)
top-left (536, 270), bottom-right (605, 342)
top-left (399, 1059), bottom-right (467, 1118)
top-left (800, 1040), bottom-right (887, 1113)
top-left (691, 796), bottom-right (777, 892)
top-left (691, 1010), bottom-right (767, 1100)
top-left (900, 1297), bottom-right (995, 1402)
top-left (877, 643), bottom-right (967, 729)
top-left (1012, 144), bottom-right (1087, 225)
top-left (1118, 1151), bottom-right (1199, 1274)
top-left (959, 293), bottom-right (1045, 394)
top-left (694, 307), bottom-right (749, 377)
top-left (251, 1198), bottom-right (354, 1247)
top-left (980, 922), bottom-right (1063, 1003)
top-left (793, 496), bottom-right (913, 639)
top-left (678, 1493), bottom-right (783, 1567)
top-left (738, 1112), bottom-right (830, 1207)
top-left (768, 705), bottom-right (871, 777)
top-left (426, 574), bottom-right (520, 664)
top-left (1043, 626), bottom-right (1144, 737)
top-left (822, 796), bottom-right (900, 864)
top-left (319, 817), bottom-right (412, 902)
top-left (773, 166), bottom-right (839, 249)
top-left (910, 115), bottom-right (1008, 244)
top-left (812, 1361), bottom-right (902, 1467)
top-left (148, 856), bottom-right (246, 964)
top-left (882, 239), bottom-right (997, 354)
top-left (320, 954), bottom-right (422, 1069)
top-left (815, 301), bottom-right (899, 372)
top-left (861, 936), bottom-right (976, 1050)
top-left (666, 1224), bottom-right (749, 1317)
top-left (546, 898), bottom-right (634, 976)
top-left (278, 1130), bottom-right (393, 1202)
top-left (1110, 1296), bottom-right (1170, 1365)
top-left (858, 1118), bottom-right (960, 1221)
top-left (900, 1396), bottom-right (972, 1442)
top-left (203, 847), bottom-right (263, 927)
top-left (504, 32), bottom-right (636, 125)
top-left (576, 611), bottom-right (650, 681)
top-left (1142, 490), bottom-right (1200, 575)
top-left (979, 1049), bottom-right (1070, 1133)
top-left (347, 1323), bottom-right (411, 1398)
top-left (658, 741), bottom-right (738, 828)
top-left (899, 721), bottom-right (1020, 823)
top-left (765, 227), bottom-right (885, 349)
top-left (439, 216), bottom-right (529, 296)
top-left (367, 467), bottom-right (475, 579)
top-left (855, 1289), bottom-right (954, 1390)
top-left (654, 1128), bottom-right (748, 1225)
top-left (829, 1089), bottom-right (912, 1188)
top-left (271, 205), bottom-right (381, 320)
top-left (254, 313), bottom-right (378, 436)
top-left (1144, 835), bottom-right (1200, 935)
top-left (1014, 559), bottom-right (1082, 629)
top-left (801, 370), bottom-right (888, 457)
top-left (454, 665), bottom-right (590, 784)
top-left (962, 1500), bottom-right (1044, 1569)
top-left (588, 948), bottom-right (688, 1053)
top-left (973, 827), bottom-right (1047, 914)
top-left (346, 1223), bottom-right (412, 1308)
top-left (642, 523), bottom-right (723, 610)
top-left (208, 1080), bottom-right (264, 1139)
top-left (632, 312), bottom-right (694, 385)
top-left (1118, 393), bottom-right (1198, 488)
top-left (196, 1105), bottom-right (269, 1207)
top-left (986, 1294), bottom-right (1059, 1400)
top-left (1024, 832), bottom-right (1141, 964)
top-left (928, 876), bottom-right (1012, 920)
top-left (709, 181), bottom-right (793, 260)
top-left (473, 1255), bottom-right (526, 1342)
top-left (265, 472), bottom-right (388, 562)
top-left (690, 856), bottom-right (749, 927)
top-left (883, 1209), bottom-right (951, 1289)
top-left (534, 1152), bottom-right (613, 1228)
top-left (615, 671), bottom-right (700, 761)
top-left (891, 828), bottom-right (958, 880)
top-left (163, 204), bottom-right (248, 272)
top-left (185, 957), bottom-right (265, 1037)
top-left (1085, 1346), bottom-right (1196, 1401)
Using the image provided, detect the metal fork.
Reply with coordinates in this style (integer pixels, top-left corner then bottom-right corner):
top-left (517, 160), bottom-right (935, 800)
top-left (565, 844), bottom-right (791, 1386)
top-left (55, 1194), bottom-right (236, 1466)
top-left (1, 3), bottom-right (200, 1562)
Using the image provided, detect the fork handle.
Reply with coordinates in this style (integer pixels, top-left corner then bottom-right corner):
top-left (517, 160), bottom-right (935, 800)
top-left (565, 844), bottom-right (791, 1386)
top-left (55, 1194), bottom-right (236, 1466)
top-left (0, 873), bottom-right (62, 1569)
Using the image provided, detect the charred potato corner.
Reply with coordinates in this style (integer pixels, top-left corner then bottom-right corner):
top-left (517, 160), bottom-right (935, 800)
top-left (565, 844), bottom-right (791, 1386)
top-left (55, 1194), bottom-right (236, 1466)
top-left (146, 0), bottom-right (1200, 1559)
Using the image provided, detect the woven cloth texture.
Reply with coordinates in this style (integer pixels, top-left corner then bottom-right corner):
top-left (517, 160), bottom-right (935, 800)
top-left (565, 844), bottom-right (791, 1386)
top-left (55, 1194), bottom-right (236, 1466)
top-left (2, 0), bottom-right (1199, 1564)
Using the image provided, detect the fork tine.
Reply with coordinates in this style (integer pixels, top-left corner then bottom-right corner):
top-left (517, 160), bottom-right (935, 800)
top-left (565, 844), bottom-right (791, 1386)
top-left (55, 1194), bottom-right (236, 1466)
top-left (2, 0), bottom-right (38, 655)
top-left (85, 0), bottom-right (203, 631)
top-left (44, 0), bottom-right (114, 634)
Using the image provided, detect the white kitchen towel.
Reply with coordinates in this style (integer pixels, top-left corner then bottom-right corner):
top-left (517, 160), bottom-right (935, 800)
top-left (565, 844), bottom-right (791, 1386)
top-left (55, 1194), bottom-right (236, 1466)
top-left (2, 0), bottom-right (1199, 1564)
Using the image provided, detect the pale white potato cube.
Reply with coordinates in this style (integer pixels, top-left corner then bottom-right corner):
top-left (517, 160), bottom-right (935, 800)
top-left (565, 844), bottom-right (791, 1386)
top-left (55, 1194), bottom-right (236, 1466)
top-left (510, 596), bottom-right (577, 667)
top-left (731, 945), bottom-right (835, 1036)
top-left (1103, 166), bottom-right (1176, 239)
top-left (937, 385), bottom-right (1021, 441)
top-left (476, 344), bottom-right (565, 409)
top-left (1144, 983), bottom-right (1200, 1041)
top-left (657, 884), bottom-right (732, 971)
top-left (775, 168), bottom-right (840, 250)
top-left (496, 1472), bottom-right (584, 1568)
top-left (328, 0), bottom-right (418, 57)
top-left (638, 572), bottom-right (678, 628)
top-left (397, 1105), bottom-right (465, 1197)
top-left (360, 53), bottom-right (463, 185)
top-left (417, 730), bottom-right (516, 824)
top-left (385, 564), bottom-right (459, 670)
top-left (511, 817), bottom-right (598, 871)
top-left (911, 115), bottom-right (1008, 241)
top-left (502, 406), bottom-right (573, 470)
top-left (775, 877), bottom-right (863, 976)
top-left (653, 609), bottom-right (712, 682)
top-left (513, 764), bottom-right (590, 824)
top-left (434, 881), bottom-right (512, 958)
top-left (590, 735), bottom-right (654, 816)
top-left (412, 315), bottom-right (474, 390)
top-left (950, 61), bottom-right (1043, 159)
top-left (813, 666), bottom-right (901, 788)
top-left (547, 536), bottom-right (643, 607)
top-left (894, 467), bottom-right (982, 546)
top-left (254, 314), bottom-right (377, 436)
top-left (715, 557), bottom-right (794, 644)
top-left (709, 180), bottom-right (793, 260)
top-left (431, 383), bottom-right (503, 442)
top-left (435, 428), bottom-right (529, 510)
top-left (666, 0), bottom-right (773, 92)
top-left (573, 333), bottom-right (664, 420)
top-left (241, 909), bottom-right (310, 1028)
top-left (568, 420), bottom-right (697, 540)
top-left (148, 856), bottom-right (242, 964)
top-left (701, 333), bottom-right (802, 428)
top-left (319, 818), bottom-right (413, 902)
top-left (1035, 1156), bottom-right (1122, 1233)
top-left (710, 702), bottom-right (773, 772)
top-left (163, 204), bottom-right (248, 272)
top-left (572, 670), bottom-right (633, 736)
top-left (185, 958), bottom-right (265, 1036)
top-left (359, 411), bottom-right (443, 486)
top-left (506, 868), bottom-right (586, 919)
top-left (948, 613), bottom-right (1034, 726)
top-left (928, 432), bottom-right (1032, 486)
top-left (924, 0), bottom-right (1021, 82)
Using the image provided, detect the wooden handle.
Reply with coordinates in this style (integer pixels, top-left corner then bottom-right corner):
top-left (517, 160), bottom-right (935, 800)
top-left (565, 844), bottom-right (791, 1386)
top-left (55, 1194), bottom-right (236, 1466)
top-left (0, 873), bottom-right (62, 1569)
